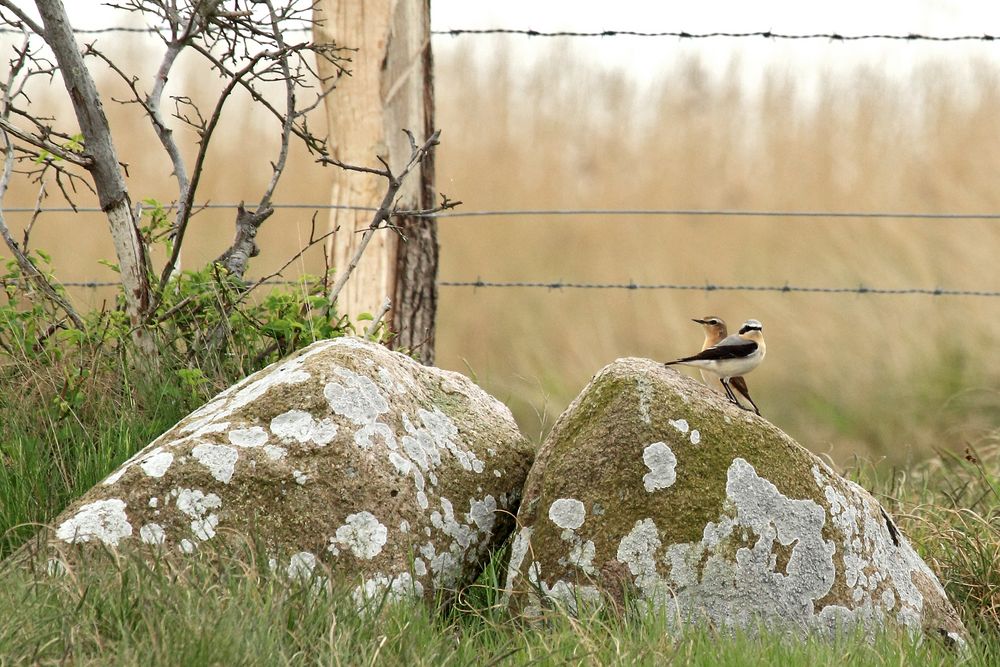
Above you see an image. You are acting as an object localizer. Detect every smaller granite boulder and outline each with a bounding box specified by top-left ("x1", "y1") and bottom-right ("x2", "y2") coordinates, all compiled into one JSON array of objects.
[
  {"x1": 503, "y1": 358, "x2": 966, "y2": 644},
  {"x1": 36, "y1": 338, "x2": 534, "y2": 603}
]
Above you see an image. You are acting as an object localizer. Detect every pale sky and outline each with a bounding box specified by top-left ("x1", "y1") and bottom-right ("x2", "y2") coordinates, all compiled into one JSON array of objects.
[
  {"x1": 429, "y1": 1, "x2": 1000, "y2": 95},
  {"x1": 36, "y1": 1, "x2": 1000, "y2": 103}
]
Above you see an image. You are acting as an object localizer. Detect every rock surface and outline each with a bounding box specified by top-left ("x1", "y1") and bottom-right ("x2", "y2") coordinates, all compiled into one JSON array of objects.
[
  {"x1": 38, "y1": 338, "x2": 534, "y2": 603},
  {"x1": 503, "y1": 357, "x2": 966, "y2": 643}
]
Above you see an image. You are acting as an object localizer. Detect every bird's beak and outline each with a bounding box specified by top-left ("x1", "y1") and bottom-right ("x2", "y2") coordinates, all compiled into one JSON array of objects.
[{"x1": 692, "y1": 318, "x2": 707, "y2": 325}]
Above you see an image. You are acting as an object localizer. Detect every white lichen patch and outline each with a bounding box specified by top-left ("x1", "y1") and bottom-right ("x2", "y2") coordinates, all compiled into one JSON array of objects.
[
  {"x1": 568, "y1": 539, "x2": 597, "y2": 574},
  {"x1": 640, "y1": 459, "x2": 836, "y2": 628},
  {"x1": 377, "y1": 366, "x2": 409, "y2": 395},
  {"x1": 175, "y1": 488, "x2": 222, "y2": 543},
  {"x1": 389, "y1": 452, "x2": 412, "y2": 476},
  {"x1": 466, "y1": 495, "x2": 497, "y2": 533},
  {"x1": 228, "y1": 426, "x2": 269, "y2": 448},
  {"x1": 191, "y1": 514, "x2": 220, "y2": 541},
  {"x1": 310, "y1": 420, "x2": 338, "y2": 445},
  {"x1": 616, "y1": 518, "x2": 664, "y2": 600},
  {"x1": 270, "y1": 410, "x2": 339, "y2": 446},
  {"x1": 810, "y1": 463, "x2": 951, "y2": 634},
  {"x1": 324, "y1": 367, "x2": 390, "y2": 425},
  {"x1": 227, "y1": 356, "x2": 312, "y2": 414},
  {"x1": 287, "y1": 551, "x2": 317, "y2": 580},
  {"x1": 55, "y1": 499, "x2": 132, "y2": 547},
  {"x1": 642, "y1": 442, "x2": 678, "y2": 492},
  {"x1": 102, "y1": 444, "x2": 160, "y2": 486},
  {"x1": 354, "y1": 422, "x2": 397, "y2": 450},
  {"x1": 548, "y1": 498, "x2": 586, "y2": 531},
  {"x1": 293, "y1": 469, "x2": 308, "y2": 485},
  {"x1": 191, "y1": 443, "x2": 239, "y2": 483},
  {"x1": 637, "y1": 377, "x2": 653, "y2": 425},
  {"x1": 526, "y1": 560, "x2": 602, "y2": 615},
  {"x1": 422, "y1": 408, "x2": 485, "y2": 473},
  {"x1": 430, "y1": 497, "x2": 478, "y2": 551},
  {"x1": 690, "y1": 430, "x2": 701, "y2": 445},
  {"x1": 331, "y1": 511, "x2": 388, "y2": 560},
  {"x1": 668, "y1": 418, "x2": 689, "y2": 434},
  {"x1": 179, "y1": 539, "x2": 195, "y2": 554},
  {"x1": 352, "y1": 573, "x2": 423, "y2": 608},
  {"x1": 139, "y1": 448, "x2": 174, "y2": 478},
  {"x1": 139, "y1": 523, "x2": 166, "y2": 546},
  {"x1": 175, "y1": 488, "x2": 222, "y2": 518},
  {"x1": 270, "y1": 410, "x2": 315, "y2": 441},
  {"x1": 187, "y1": 421, "x2": 231, "y2": 438},
  {"x1": 428, "y1": 544, "x2": 463, "y2": 589}
]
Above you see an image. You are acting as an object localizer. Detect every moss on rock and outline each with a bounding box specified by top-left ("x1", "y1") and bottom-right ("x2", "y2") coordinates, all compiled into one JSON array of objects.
[{"x1": 504, "y1": 357, "x2": 966, "y2": 644}]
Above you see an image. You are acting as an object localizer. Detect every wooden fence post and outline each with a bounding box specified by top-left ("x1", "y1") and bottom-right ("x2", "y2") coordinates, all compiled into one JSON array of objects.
[{"x1": 313, "y1": 0, "x2": 438, "y2": 364}]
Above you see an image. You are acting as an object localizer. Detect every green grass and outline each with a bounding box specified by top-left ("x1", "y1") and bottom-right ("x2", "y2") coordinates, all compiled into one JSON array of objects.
[
  {"x1": 0, "y1": 544, "x2": 991, "y2": 666},
  {"x1": 869, "y1": 443, "x2": 1000, "y2": 638},
  {"x1": 0, "y1": 379, "x2": 196, "y2": 560},
  {"x1": 0, "y1": 354, "x2": 997, "y2": 664}
]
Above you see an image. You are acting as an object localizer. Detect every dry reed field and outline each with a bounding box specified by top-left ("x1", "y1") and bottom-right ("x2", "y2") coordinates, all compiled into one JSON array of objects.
[{"x1": 4, "y1": 37, "x2": 1000, "y2": 464}]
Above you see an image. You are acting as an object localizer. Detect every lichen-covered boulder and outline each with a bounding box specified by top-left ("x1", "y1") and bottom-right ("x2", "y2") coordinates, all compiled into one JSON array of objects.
[
  {"x1": 38, "y1": 338, "x2": 533, "y2": 602},
  {"x1": 503, "y1": 358, "x2": 966, "y2": 643}
]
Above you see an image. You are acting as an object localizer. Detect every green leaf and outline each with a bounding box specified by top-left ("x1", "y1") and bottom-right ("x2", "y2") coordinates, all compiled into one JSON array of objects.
[{"x1": 98, "y1": 259, "x2": 121, "y2": 273}]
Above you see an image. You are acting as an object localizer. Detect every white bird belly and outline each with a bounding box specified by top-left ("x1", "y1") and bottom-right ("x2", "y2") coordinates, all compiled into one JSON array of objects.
[{"x1": 681, "y1": 348, "x2": 763, "y2": 378}]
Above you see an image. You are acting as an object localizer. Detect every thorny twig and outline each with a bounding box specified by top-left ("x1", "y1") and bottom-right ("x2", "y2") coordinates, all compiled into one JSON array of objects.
[
  {"x1": 240, "y1": 212, "x2": 337, "y2": 299},
  {"x1": 139, "y1": 0, "x2": 348, "y2": 311},
  {"x1": 22, "y1": 176, "x2": 45, "y2": 251},
  {"x1": 1, "y1": 131, "x2": 84, "y2": 330},
  {"x1": 365, "y1": 297, "x2": 392, "y2": 339},
  {"x1": 0, "y1": 29, "x2": 84, "y2": 330},
  {"x1": 321, "y1": 129, "x2": 461, "y2": 315},
  {"x1": 1, "y1": 0, "x2": 350, "y2": 333}
]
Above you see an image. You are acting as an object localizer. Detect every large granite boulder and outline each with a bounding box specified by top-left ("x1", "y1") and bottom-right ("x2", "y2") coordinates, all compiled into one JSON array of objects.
[
  {"x1": 503, "y1": 358, "x2": 966, "y2": 643},
  {"x1": 36, "y1": 338, "x2": 533, "y2": 603}
]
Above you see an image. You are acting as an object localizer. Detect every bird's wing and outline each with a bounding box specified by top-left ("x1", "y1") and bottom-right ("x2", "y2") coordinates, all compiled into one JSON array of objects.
[{"x1": 672, "y1": 336, "x2": 758, "y2": 362}]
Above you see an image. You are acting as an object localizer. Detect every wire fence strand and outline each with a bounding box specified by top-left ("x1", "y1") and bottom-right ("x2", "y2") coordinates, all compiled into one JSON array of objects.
[
  {"x1": 46, "y1": 279, "x2": 1000, "y2": 298},
  {"x1": 432, "y1": 28, "x2": 1000, "y2": 42},
  {"x1": 3, "y1": 23, "x2": 998, "y2": 301},
  {"x1": 3, "y1": 25, "x2": 1000, "y2": 42},
  {"x1": 437, "y1": 280, "x2": 1000, "y2": 297},
  {"x1": 6, "y1": 204, "x2": 1000, "y2": 221}
]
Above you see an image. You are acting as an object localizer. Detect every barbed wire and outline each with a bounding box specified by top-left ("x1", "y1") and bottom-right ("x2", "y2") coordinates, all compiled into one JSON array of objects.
[
  {"x1": 49, "y1": 279, "x2": 1000, "y2": 298},
  {"x1": 5, "y1": 204, "x2": 1000, "y2": 221},
  {"x1": 2, "y1": 25, "x2": 999, "y2": 42},
  {"x1": 438, "y1": 280, "x2": 1000, "y2": 297},
  {"x1": 432, "y1": 28, "x2": 1000, "y2": 42}
]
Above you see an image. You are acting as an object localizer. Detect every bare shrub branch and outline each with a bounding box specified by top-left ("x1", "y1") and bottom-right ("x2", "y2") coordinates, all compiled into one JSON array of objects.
[{"x1": 321, "y1": 129, "x2": 461, "y2": 314}]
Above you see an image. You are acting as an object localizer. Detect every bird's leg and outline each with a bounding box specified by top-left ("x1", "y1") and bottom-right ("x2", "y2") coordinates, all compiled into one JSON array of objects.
[
  {"x1": 720, "y1": 378, "x2": 739, "y2": 405},
  {"x1": 730, "y1": 376, "x2": 762, "y2": 416}
]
